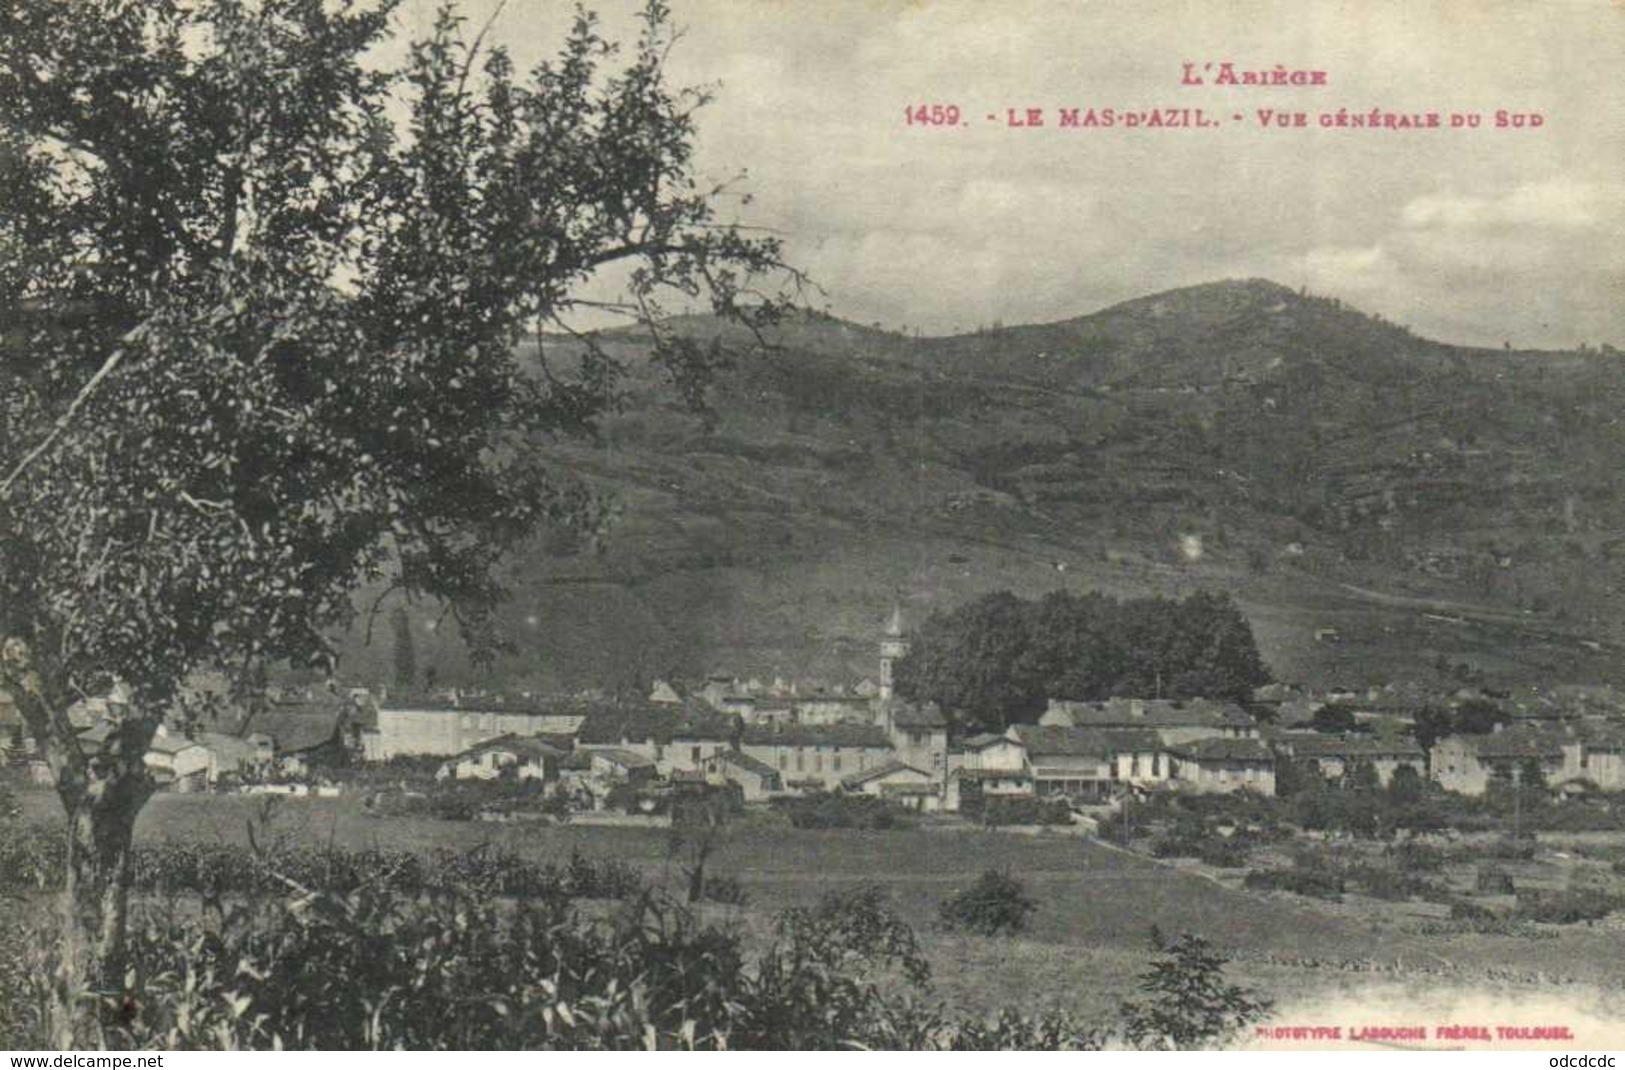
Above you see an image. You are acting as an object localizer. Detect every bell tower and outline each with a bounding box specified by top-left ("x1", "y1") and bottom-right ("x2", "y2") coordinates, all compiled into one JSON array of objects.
[{"x1": 878, "y1": 603, "x2": 909, "y2": 700}]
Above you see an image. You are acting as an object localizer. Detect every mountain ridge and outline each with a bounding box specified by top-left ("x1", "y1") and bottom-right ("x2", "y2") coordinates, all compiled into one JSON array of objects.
[{"x1": 338, "y1": 278, "x2": 1625, "y2": 698}]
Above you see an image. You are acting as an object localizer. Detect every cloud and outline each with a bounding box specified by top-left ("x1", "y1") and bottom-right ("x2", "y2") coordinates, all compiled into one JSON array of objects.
[{"x1": 1402, "y1": 179, "x2": 1621, "y2": 230}]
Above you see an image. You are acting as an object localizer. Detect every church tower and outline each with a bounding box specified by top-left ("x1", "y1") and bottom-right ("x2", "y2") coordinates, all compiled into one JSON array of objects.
[{"x1": 878, "y1": 603, "x2": 909, "y2": 700}]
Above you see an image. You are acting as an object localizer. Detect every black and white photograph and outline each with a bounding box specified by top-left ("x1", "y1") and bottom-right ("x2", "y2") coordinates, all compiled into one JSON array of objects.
[{"x1": 1, "y1": 0, "x2": 1623, "y2": 1053}]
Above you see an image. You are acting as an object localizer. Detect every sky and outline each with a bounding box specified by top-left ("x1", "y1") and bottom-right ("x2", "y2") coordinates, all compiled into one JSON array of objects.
[{"x1": 392, "y1": 0, "x2": 1625, "y2": 350}]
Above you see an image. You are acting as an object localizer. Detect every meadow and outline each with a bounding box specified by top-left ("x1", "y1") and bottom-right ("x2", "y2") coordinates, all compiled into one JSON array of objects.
[{"x1": 16, "y1": 788, "x2": 1624, "y2": 1029}]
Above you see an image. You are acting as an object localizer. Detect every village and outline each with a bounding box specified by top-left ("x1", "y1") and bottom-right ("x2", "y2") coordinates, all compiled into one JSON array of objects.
[{"x1": 9, "y1": 605, "x2": 1625, "y2": 825}]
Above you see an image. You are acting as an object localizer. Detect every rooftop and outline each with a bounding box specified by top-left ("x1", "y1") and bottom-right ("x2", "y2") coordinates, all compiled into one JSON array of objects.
[
  {"x1": 741, "y1": 722, "x2": 891, "y2": 749},
  {"x1": 1012, "y1": 724, "x2": 1161, "y2": 759},
  {"x1": 1045, "y1": 697, "x2": 1254, "y2": 730},
  {"x1": 1167, "y1": 737, "x2": 1275, "y2": 763}
]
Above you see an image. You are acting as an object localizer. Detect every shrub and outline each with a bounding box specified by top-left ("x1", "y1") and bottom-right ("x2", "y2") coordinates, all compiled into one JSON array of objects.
[
  {"x1": 1390, "y1": 841, "x2": 1447, "y2": 872},
  {"x1": 1119, "y1": 933, "x2": 1273, "y2": 1050},
  {"x1": 1243, "y1": 865, "x2": 1344, "y2": 900},
  {"x1": 1515, "y1": 888, "x2": 1621, "y2": 925},
  {"x1": 701, "y1": 874, "x2": 749, "y2": 907},
  {"x1": 776, "y1": 792, "x2": 915, "y2": 830},
  {"x1": 949, "y1": 1008, "x2": 1106, "y2": 1051},
  {"x1": 938, "y1": 869, "x2": 1038, "y2": 936},
  {"x1": 1346, "y1": 863, "x2": 1439, "y2": 901},
  {"x1": 1476, "y1": 865, "x2": 1515, "y2": 895},
  {"x1": 981, "y1": 796, "x2": 1072, "y2": 827}
]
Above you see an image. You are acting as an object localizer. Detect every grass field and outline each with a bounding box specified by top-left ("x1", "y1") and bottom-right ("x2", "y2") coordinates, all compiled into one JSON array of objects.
[{"x1": 15, "y1": 788, "x2": 1625, "y2": 1031}]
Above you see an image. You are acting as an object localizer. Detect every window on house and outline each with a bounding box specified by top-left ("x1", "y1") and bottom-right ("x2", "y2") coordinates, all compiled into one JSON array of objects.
[
  {"x1": 833, "y1": 754, "x2": 842, "y2": 772},
  {"x1": 691, "y1": 746, "x2": 701, "y2": 763},
  {"x1": 655, "y1": 744, "x2": 665, "y2": 761},
  {"x1": 814, "y1": 752, "x2": 823, "y2": 772},
  {"x1": 778, "y1": 752, "x2": 788, "y2": 771},
  {"x1": 795, "y1": 750, "x2": 804, "y2": 772}
]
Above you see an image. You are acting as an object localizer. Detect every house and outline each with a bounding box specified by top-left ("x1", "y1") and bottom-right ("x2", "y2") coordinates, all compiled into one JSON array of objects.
[
  {"x1": 955, "y1": 730, "x2": 1028, "y2": 774},
  {"x1": 1561, "y1": 723, "x2": 1625, "y2": 791},
  {"x1": 884, "y1": 699, "x2": 948, "y2": 777},
  {"x1": 648, "y1": 679, "x2": 685, "y2": 705},
  {"x1": 587, "y1": 748, "x2": 657, "y2": 785},
  {"x1": 739, "y1": 722, "x2": 893, "y2": 791},
  {"x1": 197, "y1": 731, "x2": 263, "y2": 784},
  {"x1": 1039, "y1": 698, "x2": 1256, "y2": 745},
  {"x1": 220, "y1": 698, "x2": 352, "y2": 775},
  {"x1": 666, "y1": 709, "x2": 741, "y2": 775},
  {"x1": 575, "y1": 704, "x2": 737, "y2": 776},
  {"x1": 372, "y1": 695, "x2": 588, "y2": 758},
  {"x1": 437, "y1": 734, "x2": 566, "y2": 782},
  {"x1": 700, "y1": 750, "x2": 783, "y2": 802},
  {"x1": 1166, "y1": 737, "x2": 1276, "y2": 794},
  {"x1": 944, "y1": 731, "x2": 1033, "y2": 811},
  {"x1": 77, "y1": 721, "x2": 211, "y2": 791},
  {"x1": 1011, "y1": 725, "x2": 1164, "y2": 799},
  {"x1": 1280, "y1": 735, "x2": 1426, "y2": 786},
  {"x1": 840, "y1": 758, "x2": 937, "y2": 809},
  {"x1": 1431, "y1": 725, "x2": 1570, "y2": 796},
  {"x1": 791, "y1": 695, "x2": 877, "y2": 726}
]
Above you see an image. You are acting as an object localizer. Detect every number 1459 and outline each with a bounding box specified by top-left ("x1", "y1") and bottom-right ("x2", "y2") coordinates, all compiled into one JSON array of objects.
[{"x1": 904, "y1": 104, "x2": 961, "y2": 126}]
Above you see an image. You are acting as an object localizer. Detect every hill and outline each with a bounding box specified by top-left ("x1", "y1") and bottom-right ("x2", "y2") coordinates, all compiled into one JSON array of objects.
[{"x1": 335, "y1": 278, "x2": 1625, "y2": 697}]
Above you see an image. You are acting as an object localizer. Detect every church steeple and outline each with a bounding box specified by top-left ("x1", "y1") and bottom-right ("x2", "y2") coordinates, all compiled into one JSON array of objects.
[{"x1": 878, "y1": 602, "x2": 909, "y2": 700}]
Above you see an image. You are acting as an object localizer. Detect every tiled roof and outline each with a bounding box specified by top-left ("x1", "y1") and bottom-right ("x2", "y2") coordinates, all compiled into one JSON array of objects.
[
  {"x1": 1452, "y1": 726, "x2": 1570, "y2": 760},
  {"x1": 741, "y1": 722, "x2": 891, "y2": 749},
  {"x1": 1285, "y1": 735, "x2": 1425, "y2": 759},
  {"x1": 715, "y1": 750, "x2": 780, "y2": 778},
  {"x1": 1167, "y1": 737, "x2": 1274, "y2": 763},
  {"x1": 587, "y1": 748, "x2": 655, "y2": 769},
  {"x1": 576, "y1": 704, "x2": 735, "y2": 745},
  {"x1": 233, "y1": 700, "x2": 347, "y2": 754},
  {"x1": 452, "y1": 734, "x2": 568, "y2": 762},
  {"x1": 888, "y1": 700, "x2": 947, "y2": 729},
  {"x1": 952, "y1": 766, "x2": 1033, "y2": 782},
  {"x1": 1012, "y1": 725, "x2": 1160, "y2": 759},
  {"x1": 841, "y1": 759, "x2": 931, "y2": 790},
  {"x1": 1046, "y1": 697, "x2": 1255, "y2": 730}
]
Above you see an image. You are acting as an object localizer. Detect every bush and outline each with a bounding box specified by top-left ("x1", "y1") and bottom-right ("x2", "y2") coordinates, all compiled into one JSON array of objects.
[
  {"x1": 1119, "y1": 932, "x2": 1273, "y2": 1050},
  {"x1": 1346, "y1": 863, "x2": 1440, "y2": 901},
  {"x1": 939, "y1": 869, "x2": 1038, "y2": 936},
  {"x1": 775, "y1": 792, "x2": 915, "y2": 830},
  {"x1": 1515, "y1": 888, "x2": 1621, "y2": 925},
  {"x1": 1390, "y1": 841, "x2": 1447, "y2": 872},
  {"x1": 1476, "y1": 865, "x2": 1516, "y2": 895},
  {"x1": 1243, "y1": 854, "x2": 1345, "y2": 900},
  {"x1": 981, "y1": 796, "x2": 1073, "y2": 827},
  {"x1": 701, "y1": 874, "x2": 749, "y2": 907}
]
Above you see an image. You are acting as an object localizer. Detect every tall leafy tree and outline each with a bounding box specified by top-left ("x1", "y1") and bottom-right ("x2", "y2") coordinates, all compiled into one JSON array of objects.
[
  {"x1": 895, "y1": 590, "x2": 1271, "y2": 731},
  {"x1": 0, "y1": 0, "x2": 795, "y2": 1023},
  {"x1": 390, "y1": 606, "x2": 417, "y2": 691}
]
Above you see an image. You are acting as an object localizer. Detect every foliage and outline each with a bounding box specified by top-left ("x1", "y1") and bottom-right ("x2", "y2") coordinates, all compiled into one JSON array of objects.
[
  {"x1": 668, "y1": 784, "x2": 731, "y2": 903},
  {"x1": 0, "y1": 824, "x2": 644, "y2": 903},
  {"x1": 894, "y1": 589, "x2": 1271, "y2": 732},
  {"x1": 0, "y1": 0, "x2": 797, "y2": 1007},
  {"x1": 774, "y1": 792, "x2": 916, "y2": 830},
  {"x1": 938, "y1": 869, "x2": 1038, "y2": 936},
  {"x1": 1243, "y1": 852, "x2": 1346, "y2": 900},
  {"x1": 1514, "y1": 887, "x2": 1621, "y2": 925},
  {"x1": 1309, "y1": 704, "x2": 1359, "y2": 735},
  {"x1": 948, "y1": 1009, "x2": 1106, "y2": 1051},
  {"x1": 1118, "y1": 932, "x2": 1272, "y2": 1050},
  {"x1": 390, "y1": 608, "x2": 417, "y2": 691},
  {"x1": 980, "y1": 795, "x2": 1073, "y2": 827}
]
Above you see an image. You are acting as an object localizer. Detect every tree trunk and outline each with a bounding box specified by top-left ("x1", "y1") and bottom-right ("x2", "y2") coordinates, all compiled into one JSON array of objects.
[
  {"x1": 64, "y1": 784, "x2": 144, "y2": 987},
  {"x1": 2, "y1": 638, "x2": 155, "y2": 1045}
]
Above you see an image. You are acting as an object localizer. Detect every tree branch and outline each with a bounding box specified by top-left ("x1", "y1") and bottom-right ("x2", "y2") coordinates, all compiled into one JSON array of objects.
[{"x1": 0, "y1": 330, "x2": 139, "y2": 498}]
